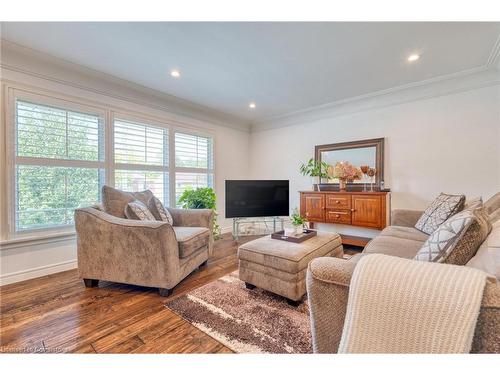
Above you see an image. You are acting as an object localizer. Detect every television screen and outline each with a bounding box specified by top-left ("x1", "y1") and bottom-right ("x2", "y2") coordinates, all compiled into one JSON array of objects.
[{"x1": 225, "y1": 180, "x2": 289, "y2": 218}]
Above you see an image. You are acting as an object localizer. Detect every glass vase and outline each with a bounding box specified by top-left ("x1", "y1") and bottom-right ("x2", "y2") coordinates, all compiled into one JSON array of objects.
[{"x1": 339, "y1": 179, "x2": 347, "y2": 191}]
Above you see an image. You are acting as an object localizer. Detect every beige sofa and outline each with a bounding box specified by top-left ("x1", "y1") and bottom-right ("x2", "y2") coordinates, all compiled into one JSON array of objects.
[
  {"x1": 75, "y1": 188, "x2": 214, "y2": 297},
  {"x1": 307, "y1": 193, "x2": 500, "y2": 353}
]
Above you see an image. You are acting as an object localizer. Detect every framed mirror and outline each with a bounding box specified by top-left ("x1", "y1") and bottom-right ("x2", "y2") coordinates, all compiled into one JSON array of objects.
[{"x1": 315, "y1": 138, "x2": 385, "y2": 191}]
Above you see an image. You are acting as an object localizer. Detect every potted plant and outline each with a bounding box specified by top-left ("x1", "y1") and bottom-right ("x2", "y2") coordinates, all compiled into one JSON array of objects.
[
  {"x1": 290, "y1": 208, "x2": 308, "y2": 235},
  {"x1": 299, "y1": 158, "x2": 330, "y2": 191},
  {"x1": 178, "y1": 187, "x2": 221, "y2": 239}
]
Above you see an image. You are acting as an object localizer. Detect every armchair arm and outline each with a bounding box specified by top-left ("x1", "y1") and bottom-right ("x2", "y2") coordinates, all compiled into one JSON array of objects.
[
  {"x1": 306, "y1": 254, "x2": 365, "y2": 353},
  {"x1": 167, "y1": 208, "x2": 214, "y2": 229},
  {"x1": 167, "y1": 208, "x2": 215, "y2": 255},
  {"x1": 391, "y1": 209, "x2": 423, "y2": 227},
  {"x1": 75, "y1": 207, "x2": 180, "y2": 289}
]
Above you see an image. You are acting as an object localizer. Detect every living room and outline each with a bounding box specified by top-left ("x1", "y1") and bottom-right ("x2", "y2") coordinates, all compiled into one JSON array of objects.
[{"x1": 1, "y1": 1, "x2": 499, "y2": 372}]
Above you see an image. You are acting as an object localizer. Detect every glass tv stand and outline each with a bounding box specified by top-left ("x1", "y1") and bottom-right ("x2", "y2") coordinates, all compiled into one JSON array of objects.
[{"x1": 232, "y1": 217, "x2": 285, "y2": 240}]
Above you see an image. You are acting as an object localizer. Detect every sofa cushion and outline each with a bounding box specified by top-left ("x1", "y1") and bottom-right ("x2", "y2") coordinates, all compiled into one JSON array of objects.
[
  {"x1": 466, "y1": 218, "x2": 500, "y2": 279},
  {"x1": 363, "y1": 236, "x2": 423, "y2": 259},
  {"x1": 102, "y1": 185, "x2": 154, "y2": 218},
  {"x1": 148, "y1": 196, "x2": 174, "y2": 224},
  {"x1": 125, "y1": 200, "x2": 156, "y2": 221},
  {"x1": 484, "y1": 192, "x2": 500, "y2": 214},
  {"x1": 414, "y1": 193, "x2": 465, "y2": 235},
  {"x1": 415, "y1": 204, "x2": 490, "y2": 265},
  {"x1": 380, "y1": 226, "x2": 429, "y2": 242},
  {"x1": 174, "y1": 226, "x2": 210, "y2": 259}
]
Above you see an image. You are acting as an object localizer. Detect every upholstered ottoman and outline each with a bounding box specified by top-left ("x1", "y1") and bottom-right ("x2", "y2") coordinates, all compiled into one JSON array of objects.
[{"x1": 238, "y1": 231, "x2": 343, "y2": 304}]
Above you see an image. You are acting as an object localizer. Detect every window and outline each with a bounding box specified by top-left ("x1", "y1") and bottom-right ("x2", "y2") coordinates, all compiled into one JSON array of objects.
[
  {"x1": 8, "y1": 92, "x2": 215, "y2": 236},
  {"x1": 174, "y1": 132, "x2": 214, "y2": 204},
  {"x1": 113, "y1": 118, "x2": 169, "y2": 203},
  {"x1": 14, "y1": 100, "x2": 105, "y2": 231}
]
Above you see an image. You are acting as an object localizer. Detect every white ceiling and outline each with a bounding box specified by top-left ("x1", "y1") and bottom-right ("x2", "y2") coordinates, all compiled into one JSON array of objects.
[{"x1": 1, "y1": 22, "x2": 499, "y2": 124}]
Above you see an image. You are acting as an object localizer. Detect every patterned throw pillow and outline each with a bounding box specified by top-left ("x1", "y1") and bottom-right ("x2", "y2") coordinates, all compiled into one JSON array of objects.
[
  {"x1": 414, "y1": 193, "x2": 465, "y2": 235},
  {"x1": 148, "y1": 196, "x2": 174, "y2": 225},
  {"x1": 125, "y1": 200, "x2": 156, "y2": 221},
  {"x1": 415, "y1": 203, "x2": 491, "y2": 265}
]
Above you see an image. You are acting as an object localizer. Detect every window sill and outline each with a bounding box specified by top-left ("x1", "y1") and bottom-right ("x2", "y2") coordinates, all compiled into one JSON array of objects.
[{"x1": 0, "y1": 231, "x2": 76, "y2": 251}]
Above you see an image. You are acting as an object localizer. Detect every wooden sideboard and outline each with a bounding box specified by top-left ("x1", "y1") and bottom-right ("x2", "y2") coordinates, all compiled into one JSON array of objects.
[{"x1": 299, "y1": 191, "x2": 391, "y2": 231}]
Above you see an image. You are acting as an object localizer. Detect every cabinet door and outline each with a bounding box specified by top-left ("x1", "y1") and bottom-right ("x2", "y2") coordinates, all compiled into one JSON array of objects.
[
  {"x1": 351, "y1": 195, "x2": 382, "y2": 229},
  {"x1": 301, "y1": 194, "x2": 325, "y2": 222}
]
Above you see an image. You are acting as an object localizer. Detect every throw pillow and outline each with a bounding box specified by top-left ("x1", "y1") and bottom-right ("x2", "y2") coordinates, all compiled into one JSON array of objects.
[
  {"x1": 415, "y1": 203, "x2": 491, "y2": 265},
  {"x1": 125, "y1": 200, "x2": 156, "y2": 221},
  {"x1": 148, "y1": 196, "x2": 174, "y2": 225},
  {"x1": 466, "y1": 220, "x2": 500, "y2": 279},
  {"x1": 102, "y1": 185, "x2": 154, "y2": 218},
  {"x1": 414, "y1": 193, "x2": 465, "y2": 235}
]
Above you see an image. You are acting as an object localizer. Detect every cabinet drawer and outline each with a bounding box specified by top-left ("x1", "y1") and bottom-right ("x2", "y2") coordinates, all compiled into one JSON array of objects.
[
  {"x1": 326, "y1": 210, "x2": 352, "y2": 224},
  {"x1": 326, "y1": 195, "x2": 351, "y2": 209}
]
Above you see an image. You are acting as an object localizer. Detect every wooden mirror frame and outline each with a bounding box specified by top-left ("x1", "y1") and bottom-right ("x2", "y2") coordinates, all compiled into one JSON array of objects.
[{"x1": 315, "y1": 137, "x2": 385, "y2": 191}]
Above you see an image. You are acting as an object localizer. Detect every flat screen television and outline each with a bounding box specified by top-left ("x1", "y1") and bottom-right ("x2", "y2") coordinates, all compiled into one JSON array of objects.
[{"x1": 225, "y1": 180, "x2": 289, "y2": 218}]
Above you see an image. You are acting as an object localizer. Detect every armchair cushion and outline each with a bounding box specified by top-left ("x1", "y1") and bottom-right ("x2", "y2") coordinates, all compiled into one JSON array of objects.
[
  {"x1": 102, "y1": 185, "x2": 154, "y2": 218},
  {"x1": 148, "y1": 196, "x2": 174, "y2": 224},
  {"x1": 173, "y1": 226, "x2": 210, "y2": 258},
  {"x1": 125, "y1": 200, "x2": 156, "y2": 221}
]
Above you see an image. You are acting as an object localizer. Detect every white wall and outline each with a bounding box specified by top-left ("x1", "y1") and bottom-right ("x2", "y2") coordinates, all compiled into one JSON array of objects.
[
  {"x1": 249, "y1": 84, "x2": 500, "y2": 236},
  {"x1": 0, "y1": 43, "x2": 250, "y2": 284}
]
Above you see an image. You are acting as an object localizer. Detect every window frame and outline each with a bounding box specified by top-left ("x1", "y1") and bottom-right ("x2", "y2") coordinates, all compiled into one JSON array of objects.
[
  {"x1": 7, "y1": 89, "x2": 108, "y2": 236},
  {"x1": 111, "y1": 112, "x2": 170, "y2": 206},
  {"x1": 3, "y1": 86, "x2": 216, "y2": 240},
  {"x1": 173, "y1": 130, "x2": 215, "y2": 206}
]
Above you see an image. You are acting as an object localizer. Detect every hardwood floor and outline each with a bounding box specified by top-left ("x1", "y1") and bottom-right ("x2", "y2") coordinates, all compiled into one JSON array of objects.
[
  {"x1": 0, "y1": 234, "x2": 260, "y2": 354},
  {"x1": 0, "y1": 234, "x2": 360, "y2": 354}
]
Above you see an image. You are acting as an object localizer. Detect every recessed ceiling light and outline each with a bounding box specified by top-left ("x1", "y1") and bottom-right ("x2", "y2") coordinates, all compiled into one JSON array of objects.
[
  {"x1": 170, "y1": 69, "x2": 181, "y2": 78},
  {"x1": 407, "y1": 54, "x2": 420, "y2": 62},
  {"x1": 249, "y1": 102, "x2": 256, "y2": 109}
]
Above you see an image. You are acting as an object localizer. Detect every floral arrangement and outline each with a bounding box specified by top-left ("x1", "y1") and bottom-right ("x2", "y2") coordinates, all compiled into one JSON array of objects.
[{"x1": 329, "y1": 161, "x2": 363, "y2": 182}]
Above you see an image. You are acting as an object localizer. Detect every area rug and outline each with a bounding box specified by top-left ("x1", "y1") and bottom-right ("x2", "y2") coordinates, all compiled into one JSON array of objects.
[{"x1": 165, "y1": 272, "x2": 312, "y2": 353}]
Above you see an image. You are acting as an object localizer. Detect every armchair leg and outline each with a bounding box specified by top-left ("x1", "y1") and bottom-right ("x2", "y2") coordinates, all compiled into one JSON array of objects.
[
  {"x1": 83, "y1": 278, "x2": 99, "y2": 288},
  {"x1": 245, "y1": 282, "x2": 256, "y2": 290},
  {"x1": 159, "y1": 288, "x2": 173, "y2": 297}
]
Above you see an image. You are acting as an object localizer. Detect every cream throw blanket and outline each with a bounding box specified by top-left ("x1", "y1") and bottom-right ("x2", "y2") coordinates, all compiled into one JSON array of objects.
[{"x1": 338, "y1": 254, "x2": 488, "y2": 353}]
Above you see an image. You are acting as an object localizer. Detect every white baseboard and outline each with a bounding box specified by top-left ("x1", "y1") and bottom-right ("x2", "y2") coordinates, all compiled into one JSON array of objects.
[{"x1": 0, "y1": 259, "x2": 78, "y2": 286}]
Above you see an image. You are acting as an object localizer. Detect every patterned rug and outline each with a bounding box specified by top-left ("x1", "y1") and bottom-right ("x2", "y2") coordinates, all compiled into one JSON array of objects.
[{"x1": 165, "y1": 272, "x2": 312, "y2": 353}]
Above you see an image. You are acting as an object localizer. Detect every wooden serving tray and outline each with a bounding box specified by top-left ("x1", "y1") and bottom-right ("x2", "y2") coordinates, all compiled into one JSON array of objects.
[{"x1": 271, "y1": 229, "x2": 317, "y2": 243}]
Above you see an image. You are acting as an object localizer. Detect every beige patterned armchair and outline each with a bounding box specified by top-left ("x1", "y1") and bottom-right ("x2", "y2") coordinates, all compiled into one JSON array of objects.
[{"x1": 75, "y1": 187, "x2": 214, "y2": 297}]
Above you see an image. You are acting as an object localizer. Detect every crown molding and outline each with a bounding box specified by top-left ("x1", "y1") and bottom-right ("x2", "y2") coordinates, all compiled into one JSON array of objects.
[
  {"x1": 252, "y1": 32, "x2": 500, "y2": 132},
  {"x1": 0, "y1": 39, "x2": 250, "y2": 132},
  {"x1": 251, "y1": 66, "x2": 500, "y2": 132}
]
